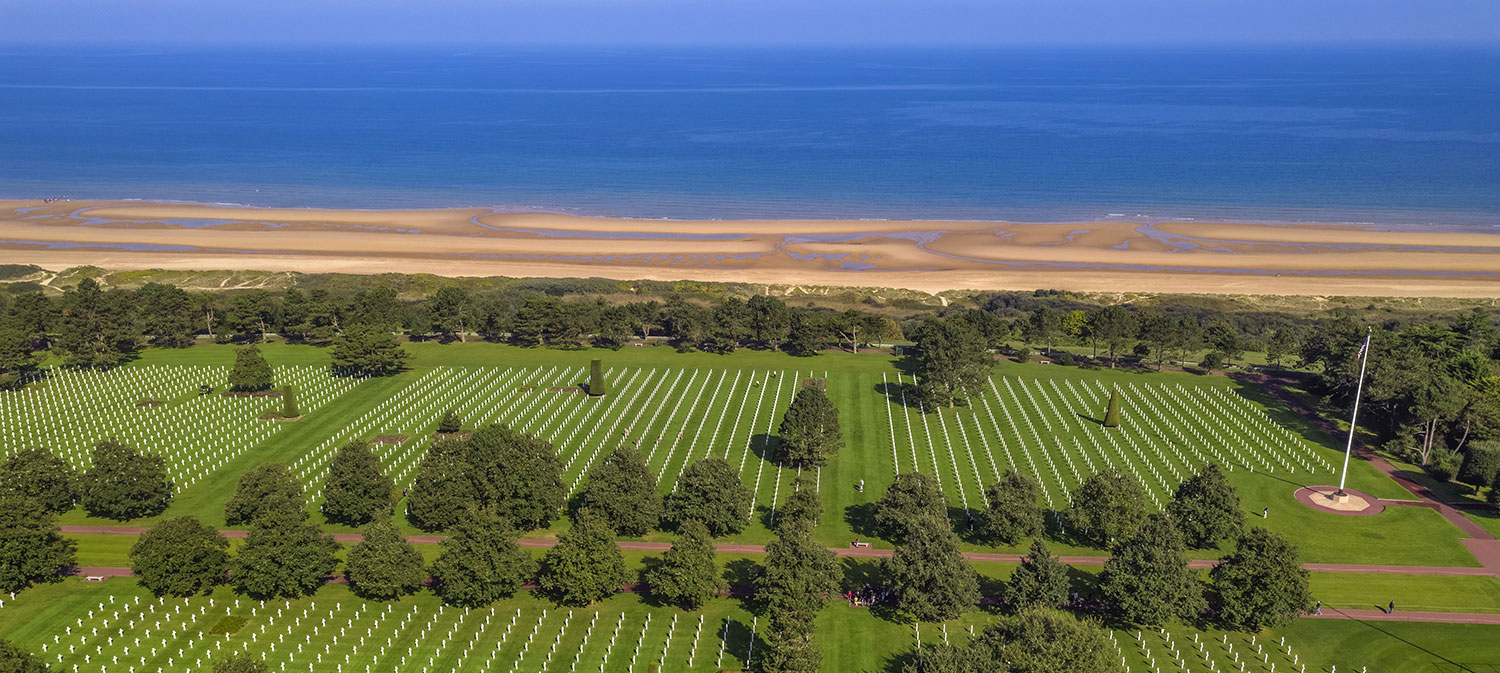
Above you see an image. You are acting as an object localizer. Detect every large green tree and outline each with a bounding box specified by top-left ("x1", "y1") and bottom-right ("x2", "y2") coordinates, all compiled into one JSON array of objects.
[
  {"x1": 0, "y1": 496, "x2": 76, "y2": 594},
  {"x1": 873, "y1": 472, "x2": 948, "y2": 543},
  {"x1": 430, "y1": 508, "x2": 535, "y2": 607},
  {"x1": 976, "y1": 469, "x2": 1042, "y2": 545},
  {"x1": 227, "y1": 345, "x2": 274, "y2": 392},
  {"x1": 230, "y1": 509, "x2": 340, "y2": 599},
  {"x1": 642, "y1": 518, "x2": 722, "y2": 609},
  {"x1": 320, "y1": 440, "x2": 393, "y2": 526},
  {"x1": 129, "y1": 516, "x2": 229, "y2": 596},
  {"x1": 776, "y1": 385, "x2": 843, "y2": 466},
  {"x1": 224, "y1": 463, "x2": 306, "y2": 525},
  {"x1": 883, "y1": 514, "x2": 981, "y2": 621},
  {"x1": 406, "y1": 437, "x2": 478, "y2": 532},
  {"x1": 909, "y1": 317, "x2": 993, "y2": 408},
  {"x1": 135, "y1": 282, "x2": 198, "y2": 348},
  {"x1": 0, "y1": 323, "x2": 40, "y2": 390},
  {"x1": 967, "y1": 608, "x2": 1114, "y2": 673},
  {"x1": 1167, "y1": 463, "x2": 1244, "y2": 549},
  {"x1": 330, "y1": 323, "x2": 409, "y2": 376},
  {"x1": 54, "y1": 278, "x2": 138, "y2": 369},
  {"x1": 77, "y1": 439, "x2": 173, "y2": 521},
  {"x1": 345, "y1": 517, "x2": 426, "y2": 600},
  {"x1": 1005, "y1": 539, "x2": 1071, "y2": 611},
  {"x1": 0, "y1": 639, "x2": 54, "y2": 673},
  {"x1": 466, "y1": 424, "x2": 566, "y2": 530},
  {"x1": 1087, "y1": 305, "x2": 1138, "y2": 366},
  {"x1": 665, "y1": 458, "x2": 751, "y2": 536},
  {"x1": 758, "y1": 612, "x2": 822, "y2": 673},
  {"x1": 757, "y1": 518, "x2": 841, "y2": 621},
  {"x1": 538, "y1": 509, "x2": 630, "y2": 606},
  {"x1": 1210, "y1": 527, "x2": 1312, "y2": 631},
  {"x1": 0, "y1": 447, "x2": 77, "y2": 513},
  {"x1": 775, "y1": 474, "x2": 822, "y2": 533},
  {"x1": 1065, "y1": 469, "x2": 1146, "y2": 548},
  {"x1": 1099, "y1": 515, "x2": 1205, "y2": 625},
  {"x1": 582, "y1": 445, "x2": 662, "y2": 537}
]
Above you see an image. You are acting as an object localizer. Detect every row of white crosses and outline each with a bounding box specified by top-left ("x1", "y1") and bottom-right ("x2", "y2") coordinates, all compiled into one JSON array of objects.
[
  {"x1": 884, "y1": 371, "x2": 1327, "y2": 527},
  {"x1": 1, "y1": 365, "x2": 360, "y2": 488},
  {"x1": 1126, "y1": 627, "x2": 1350, "y2": 673}
]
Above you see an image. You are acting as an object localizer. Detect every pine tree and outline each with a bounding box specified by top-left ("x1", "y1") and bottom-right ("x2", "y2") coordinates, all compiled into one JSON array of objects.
[
  {"x1": 1065, "y1": 469, "x2": 1147, "y2": 548},
  {"x1": 1099, "y1": 514, "x2": 1205, "y2": 625},
  {"x1": 330, "y1": 323, "x2": 409, "y2": 376},
  {"x1": 225, "y1": 463, "x2": 306, "y2": 525},
  {"x1": 0, "y1": 495, "x2": 76, "y2": 594},
  {"x1": 0, "y1": 447, "x2": 78, "y2": 513},
  {"x1": 230, "y1": 509, "x2": 340, "y2": 599},
  {"x1": 589, "y1": 359, "x2": 607, "y2": 396},
  {"x1": 883, "y1": 513, "x2": 980, "y2": 621},
  {"x1": 642, "y1": 519, "x2": 722, "y2": 609},
  {"x1": 1210, "y1": 527, "x2": 1312, "y2": 631},
  {"x1": 757, "y1": 518, "x2": 841, "y2": 621},
  {"x1": 976, "y1": 469, "x2": 1043, "y2": 545},
  {"x1": 774, "y1": 474, "x2": 821, "y2": 533},
  {"x1": 279, "y1": 384, "x2": 300, "y2": 418},
  {"x1": 776, "y1": 385, "x2": 843, "y2": 466},
  {"x1": 466, "y1": 424, "x2": 565, "y2": 530},
  {"x1": 582, "y1": 445, "x2": 663, "y2": 537},
  {"x1": 1103, "y1": 388, "x2": 1121, "y2": 428},
  {"x1": 345, "y1": 517, "x2": 426, "y2": 600},
  {"x1": 77, "y1": 438, "x2": 173, "y2": 521},
  {"x1": 664, "y1": 458, "x2": 751, "y2": 536},
  {"x1": 873, "y1": 472, "x2": 948, "y2": 543},
  {"x1": 539, "y1": 509, "x2": 630, "y2": 606},
  {"x1": 0, "y1": 324, "x2": 39, "y2": 391},
  {"x1": 320, "y1": 440, "x2": 393, "y2": 526},
  {"x1": 1005, "y1": 539, "x2": 1071, "y2": 610},
  {"x1": 431, "y1": 508, "x2": 535, "y2": 607},
  {"x1": 1167, "y1": 463, "x2": 1244, "y2": 549},
  {"x1": 129, "y1": 516, "x2": 229, "y2": 596},
  {"x1": 227, "y1": 345, "x2": 274, "y2": 392},
  {"x1": 406, "y1": 437, "x2": 477, "y2": 532},
  {"x1": 0, "y1": 639, "x2": 55, "y2": 673},
  {"x1": 437, "y1": 409, "x2": 462, "y2": 434}
]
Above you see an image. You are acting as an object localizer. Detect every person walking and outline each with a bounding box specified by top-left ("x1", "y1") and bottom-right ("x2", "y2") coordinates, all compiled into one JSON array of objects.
[
  {"x1": 1315, "y1": 600, "x2": 1322, "y2": 615},
  {"x1": 1263, "y1": 506, "x2": 1269, "y2": 519},
  {"x1": 1388, "y1": 600, "x2": 1395, "y2": 614}
]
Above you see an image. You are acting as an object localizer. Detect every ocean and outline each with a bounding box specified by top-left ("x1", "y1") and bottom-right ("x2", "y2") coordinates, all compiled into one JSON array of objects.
[{"x1": 1, "y1": 46, "x2": 1498, "y2": 228}]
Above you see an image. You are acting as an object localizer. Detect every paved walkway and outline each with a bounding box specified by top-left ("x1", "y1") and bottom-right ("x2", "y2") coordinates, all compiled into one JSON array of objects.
[{"x1": 1251, "y1": 375, "x2": 1500, "y2": 581}]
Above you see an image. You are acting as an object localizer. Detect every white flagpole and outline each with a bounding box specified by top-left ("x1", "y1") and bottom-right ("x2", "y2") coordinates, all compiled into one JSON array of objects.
[{"x1": 1337, "y1": 328, "x2": 1373, "y2": 495}]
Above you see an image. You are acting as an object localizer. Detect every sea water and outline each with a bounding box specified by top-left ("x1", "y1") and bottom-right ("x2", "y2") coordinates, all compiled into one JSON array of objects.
[{"x1": 0, "y1": 46, "x2": 1497, "y2": 229}]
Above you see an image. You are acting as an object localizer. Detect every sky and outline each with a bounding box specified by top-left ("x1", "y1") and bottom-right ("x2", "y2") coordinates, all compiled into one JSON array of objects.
[{"x1": 2, "y1": 0, "x2": 1497, "y2": 47}]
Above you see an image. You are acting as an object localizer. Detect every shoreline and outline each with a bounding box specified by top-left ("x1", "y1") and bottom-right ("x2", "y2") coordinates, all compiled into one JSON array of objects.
[{"x1": 3, "y1": 199, "x2": 1499, "y2": 298}]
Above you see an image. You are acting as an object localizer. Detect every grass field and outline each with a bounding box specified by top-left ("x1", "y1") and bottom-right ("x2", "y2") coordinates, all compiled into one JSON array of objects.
[
  {"x1": 4, "y1": 341, "x2": 1480, "y2": 566},
  {"x1": 4, "y1": 340, "x2": 1498, "y2": 672},
  {"x1": 4, "y1": 575, "x2": 1498, "y2": 673}
]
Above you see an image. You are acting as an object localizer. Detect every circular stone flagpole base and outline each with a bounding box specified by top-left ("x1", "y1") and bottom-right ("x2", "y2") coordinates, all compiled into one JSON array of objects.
[{"x1": 1294, "y1": 486, "x2": 1385, "y2": 516}]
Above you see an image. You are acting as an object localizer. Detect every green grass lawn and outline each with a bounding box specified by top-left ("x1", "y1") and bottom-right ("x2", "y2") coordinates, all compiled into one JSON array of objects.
[
  {"x1": 25, "y1": 340, "x2": 1479, "y2": 569},
  {"x1": 1309, "y1": 573, "x2": 1500, "y2": 614}
]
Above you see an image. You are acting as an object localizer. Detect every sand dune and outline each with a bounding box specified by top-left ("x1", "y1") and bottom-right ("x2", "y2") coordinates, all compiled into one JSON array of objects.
[{"x1": 1, "y1": 200, "x2": 1497, "y2": 297}]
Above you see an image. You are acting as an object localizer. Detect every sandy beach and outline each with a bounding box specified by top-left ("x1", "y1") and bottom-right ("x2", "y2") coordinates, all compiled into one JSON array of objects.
[{"x1": 2, "y1": 200, "x2": 1498, "y2": 297}]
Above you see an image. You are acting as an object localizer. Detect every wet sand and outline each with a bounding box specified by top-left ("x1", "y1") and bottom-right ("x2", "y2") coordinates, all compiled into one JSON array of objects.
[{"x1": 2, "y1": 200, "x2": 1498, "y2": 297}]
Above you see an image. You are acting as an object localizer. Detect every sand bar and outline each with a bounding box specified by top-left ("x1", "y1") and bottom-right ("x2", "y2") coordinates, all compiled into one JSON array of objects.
[{"x1": 1, "y1": 200, "x2": 1497, "y2": 297}]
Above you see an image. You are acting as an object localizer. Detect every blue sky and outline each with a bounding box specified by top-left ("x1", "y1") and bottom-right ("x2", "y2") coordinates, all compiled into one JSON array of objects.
[{"x1": 3, "y1": 0, "x2": 1497, "y2": 46}]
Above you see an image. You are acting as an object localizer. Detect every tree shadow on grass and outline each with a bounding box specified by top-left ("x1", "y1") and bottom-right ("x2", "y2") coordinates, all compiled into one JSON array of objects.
[
  {"x1": 875, "y1": 380, "x2": 923, "y2": 411},
  {"x1": 722, "y1": 557, "x2": 762, "y2": 604},
  {"x1": 844, "y1": 502, "x2": 880, "y2": 540}
]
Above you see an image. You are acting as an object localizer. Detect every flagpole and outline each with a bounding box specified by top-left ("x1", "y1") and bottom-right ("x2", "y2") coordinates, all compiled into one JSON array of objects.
[{"x1": 1336, "y1": 328, "x2": 1373, "y2": 496}]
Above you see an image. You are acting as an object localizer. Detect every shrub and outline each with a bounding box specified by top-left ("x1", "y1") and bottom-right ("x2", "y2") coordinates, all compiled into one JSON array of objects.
[
  {"x1": 1425, "y1": 450, "x2": 1461, "y2": 483},
  {"x1": 1460, "y1": 441, "x2": 1500, "y2": 488},
  {"x1": 1199, "y1": 351, "x2": 1226, "y2": 370},
  {"x1": 437, "y1": 409, "x2": 462, "y2": 434}
]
